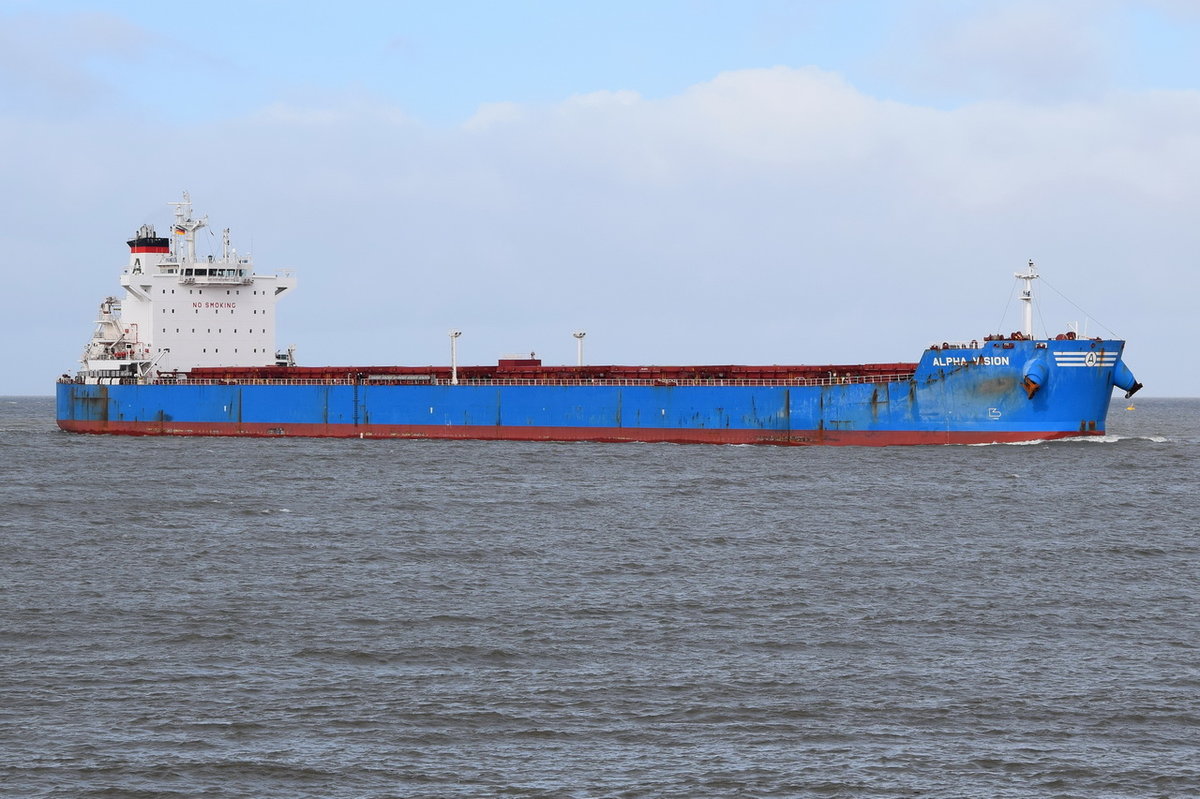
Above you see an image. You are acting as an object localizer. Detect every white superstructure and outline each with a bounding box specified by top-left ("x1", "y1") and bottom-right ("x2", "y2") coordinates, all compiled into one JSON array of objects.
[{"x1": 78, "y1": 193, "x2": 295, "y2": 383}]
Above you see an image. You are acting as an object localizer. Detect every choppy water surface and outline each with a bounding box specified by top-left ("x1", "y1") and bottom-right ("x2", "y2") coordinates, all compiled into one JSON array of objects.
[{"x1": 2, "y1": 396, "x2": 1198, "y2": 798}]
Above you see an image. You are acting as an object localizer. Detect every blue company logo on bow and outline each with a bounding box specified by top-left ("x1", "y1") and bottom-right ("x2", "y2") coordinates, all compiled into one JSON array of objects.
[{"x1": 1053, "y1": 351, "x2": 1117, "y2": 367}]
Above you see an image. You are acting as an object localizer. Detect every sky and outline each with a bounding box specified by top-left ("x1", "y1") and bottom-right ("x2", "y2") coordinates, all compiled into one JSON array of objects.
[{"x1": 3, "y1": 0, "x2": 1199, "y2": 396}]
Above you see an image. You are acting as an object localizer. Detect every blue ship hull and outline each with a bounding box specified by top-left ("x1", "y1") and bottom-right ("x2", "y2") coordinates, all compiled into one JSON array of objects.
[{"x1": 57, "y1": 339, "x2": 1138, "y2": 445}]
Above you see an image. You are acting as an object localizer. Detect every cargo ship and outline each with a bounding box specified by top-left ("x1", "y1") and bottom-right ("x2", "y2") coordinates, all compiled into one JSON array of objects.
[{"x1": 56, "y1": 195, "x2": 1142, "y2": 445}]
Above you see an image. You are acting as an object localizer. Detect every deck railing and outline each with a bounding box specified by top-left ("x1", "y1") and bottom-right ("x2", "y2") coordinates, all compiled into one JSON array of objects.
[{"x1": 102, "y1": 372, "x2": 919, "y2": 388}]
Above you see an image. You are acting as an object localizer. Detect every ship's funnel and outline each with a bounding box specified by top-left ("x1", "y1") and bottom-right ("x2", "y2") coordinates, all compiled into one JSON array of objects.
[{"x1": 1112, "y1": 361, "x2": 1142, "y2": 399}]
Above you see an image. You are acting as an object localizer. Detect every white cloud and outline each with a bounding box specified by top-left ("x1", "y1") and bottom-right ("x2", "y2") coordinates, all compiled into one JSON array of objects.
[
  {"x1": 5, "y1": 66, "x2": 1197, "y2": 395},
  {"x1": 464, "y1": 101, "x2": 526, "y2": 130},
  {"x1": 880, "y1": 1, "x2": 1116, "y2": 103},
  {"x1": 0, "y1": 12, "x2": 152, "y2": 110}
]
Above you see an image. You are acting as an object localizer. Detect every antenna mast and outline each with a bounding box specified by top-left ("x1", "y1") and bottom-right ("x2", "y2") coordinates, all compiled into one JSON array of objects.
[
  {"x1": 1015, "y1": 260, "x2": 1039, "y2": 338},
  {"x1": 168, "y1": 191, "x2": 208, "y2": 264}
]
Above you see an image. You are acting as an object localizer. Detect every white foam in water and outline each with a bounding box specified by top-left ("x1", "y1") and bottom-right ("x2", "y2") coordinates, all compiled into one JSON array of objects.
[{"x1": 969, "y1": 433, "x2": 1171, "y2": 447}]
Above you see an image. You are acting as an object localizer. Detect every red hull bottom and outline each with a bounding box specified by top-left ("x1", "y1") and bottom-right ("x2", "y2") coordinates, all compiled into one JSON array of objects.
[{"x1": 56, "y1": 420, "x2": 1099, "y2": 446}]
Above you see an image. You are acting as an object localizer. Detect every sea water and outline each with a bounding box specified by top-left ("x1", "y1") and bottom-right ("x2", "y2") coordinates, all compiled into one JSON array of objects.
[{"x1": 2, "y1": 396, "x2": 1197, "y2": 798}]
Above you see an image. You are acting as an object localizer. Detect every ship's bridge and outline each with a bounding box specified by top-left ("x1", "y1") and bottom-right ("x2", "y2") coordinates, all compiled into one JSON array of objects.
[{"x1": 76, "y1": 193, "x2": 295, "y2": 383}]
